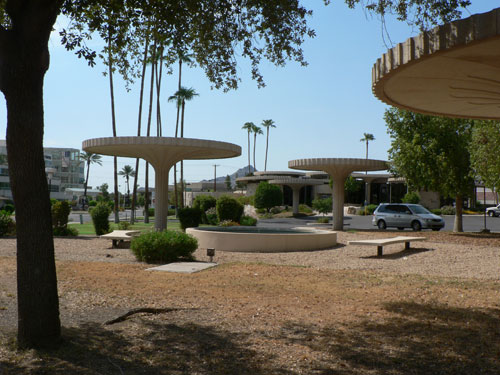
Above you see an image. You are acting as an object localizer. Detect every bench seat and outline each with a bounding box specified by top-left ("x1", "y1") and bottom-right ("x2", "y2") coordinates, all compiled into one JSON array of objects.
[
  {"x1": 101, "y1": 230, "x2": 141, "y2": 248},
  {"x1": 348, "y1": 236, "x2": 426, "y2": 256}
]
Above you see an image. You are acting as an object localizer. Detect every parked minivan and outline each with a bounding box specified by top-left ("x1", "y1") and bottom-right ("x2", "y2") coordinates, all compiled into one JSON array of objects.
[{"x1": 372, "y1": 203, "x2": 445, "y2": 231}]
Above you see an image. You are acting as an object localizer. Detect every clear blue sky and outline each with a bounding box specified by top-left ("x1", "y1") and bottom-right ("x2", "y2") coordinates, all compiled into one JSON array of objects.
[{"x1": 0, "y1": 1, "x2": 497, "y2": 194}]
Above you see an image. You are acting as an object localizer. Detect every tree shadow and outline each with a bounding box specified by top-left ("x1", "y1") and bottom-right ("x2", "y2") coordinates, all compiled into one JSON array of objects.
[
  {"x1": 360, "y1": 247, "x2": 433, "y2": 259},
  {"x1": 276, "y1": 301, "x2": 500, "y2": 374},
  {"x1": 1, "y1": 319, "x2": 282, "y2": 375}
]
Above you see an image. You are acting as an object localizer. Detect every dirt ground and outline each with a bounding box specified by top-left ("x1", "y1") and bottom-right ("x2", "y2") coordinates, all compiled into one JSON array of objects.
[{"x1": 1, "y1": 231, "x2": 499, "y2": 374}]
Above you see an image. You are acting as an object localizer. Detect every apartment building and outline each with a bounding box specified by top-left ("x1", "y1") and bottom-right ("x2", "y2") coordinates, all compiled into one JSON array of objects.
[{"x1": 0, "y1": 140, "x2": 85, "y2": 200}]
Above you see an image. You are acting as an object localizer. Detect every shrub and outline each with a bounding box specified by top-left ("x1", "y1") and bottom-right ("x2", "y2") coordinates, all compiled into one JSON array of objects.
[
  {"x1": 402, "y1": 191, "x2": 420, "y2": 204},
  {"x1": 118, "y1": 221, "x2": 130, "y2": 230},
  {"x1": 0, "y1": 211, "x2": 14, "y2": 237},
  {"x1": 205, "y1": 207, "x2": 219, "y2": 225},
  {"x1": 357, "y1": 204, "x2": 378, "y2": 215},
  {"x1": 219, "y1": 220, "x2": 240, "y2": 227},
  {"x1": 2, "y1": 203, "x2": 14, "y2": 214},
  {"x1": 270, "y1": 206, "x2": 281, "y2": 214},
  {"x1": 440, "y1": 205, "x2": 456, "y2": 215},
  {"x1": 90, "y1": 202, "x2": 112, "y2": 235},
  {"x1": 237, "y1": 195, "x2": 254, "y2": 206},
  {"x1": 431, "y1": 209, "x2": 442, "y2": 215},
  {"x1": 148, "y1": 207, "x2": 155, "y2": 217},
  {"x1": 256, "y1": 208, "x2": 266, "y2": 214},
  {"x1": 299, "y1": 204, "x2": 313, "y2": 214},
  {"x1": 88, "y1": 200, "x2": 97, "y2": 207},
  {"x1": 216, "y1": 195, "x2": 244, "y2": 222},
  {"x1": 317, "y1": 217, "x2": 329, "y2": 224},
  {"x1": 193, "y1": 195, "x2": 217, "y2": 224},
  {"x1": 53, "y1": 226, "x2": 79, "y2": 236},
  {"x1": 312, "y1": 197, "x2": 332, "y2": 215},
  {"x1": 131, "y1": 230, "x2": 198, "y2": 263},
  {"x1": 239, "y1": 215, "x2": 257, "y2": 226},
  {"x1": 178, "y1": 207, "x2": 202, "y2": 230},
  {"x1": 254, "y1": 182, "x2": 283, "y2": 213}
]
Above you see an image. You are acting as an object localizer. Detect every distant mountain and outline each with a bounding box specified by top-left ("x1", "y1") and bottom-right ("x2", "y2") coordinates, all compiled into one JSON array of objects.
[{"x1": 202, "y1": 165, "x2": 257, "y2": 187}]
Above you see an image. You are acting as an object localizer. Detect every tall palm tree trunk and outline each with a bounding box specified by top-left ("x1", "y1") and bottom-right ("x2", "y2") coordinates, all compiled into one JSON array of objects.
[
  {"x1": 264, "y1": 128, "x2": 270, "y2": 171},
  {"x1": 131, "y1": 35, "x2": 149, "y2": 224},
  {"x1": 247, "y1": 133, "x2": 251, "y2": 172},
  {"x1": 84, "y1": 159, "x2": 90, "y2": 198},
  {"x1": 144, "y1": 39, "x2": 157, "y2": 223},
  {"x1": 173, "y1": 57, "x2": 183, "y2": 214},
  {"x1": 180, "y1": 100, "x2": 186, "y2": 208},
  {"x1": 108, "y1": 34, "x2": 119, "y2": 223},
  {"x1": 253, "y1": 133, "x2": 257, "y2": 171}
]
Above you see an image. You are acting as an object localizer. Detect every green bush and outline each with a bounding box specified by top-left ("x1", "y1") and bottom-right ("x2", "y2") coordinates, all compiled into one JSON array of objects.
[
  {"x1": 0, "y1": 211, "x2": 15, "y2": 237},
  {"x1": 118, "y1": 221, "x2": 130, "y2": 230},
  {"x1": 239, "y1": 215, "x2": 257, "y2": 226},
  {"x1": 254, "y1": 182, "x2": 283, "y2": 213},
  {"x1": 178, "y1": 207, "x2": 202, "y2": 230},
  {"x1": 402, "y1": 191, "x2": 420, "y2": 204},
  {"x1": 131, "y1": 230, "x2": 198, "y2": 263},
  {"x1": 256, "y1": 208, "x2": 266, "y2": 214},
  {"x1": 51, "y1": 201, "x2": 75, "y2": 236},
  {"x1": 148, "y1": 207, "x2": 155, "y2": 217},
  {"x1": 237, "y1": 195, "x2": 254, "y2": 206},
  {"x1": 312, "y1": 197, "x2": 332, "y2": 215},
  {"x1": 216, "y1": 195, "x2": 244, "y2": 222},
  {"x1": 90, "y1": 202, "x2": 112, "y2": 235},
  {"x1": 2, "y1": 203, "x2": 14, "y2": 214},
  {"x1": 317, "y1": 217, "x2": 329, "y2": 224},
  {"x1": 431, "y1": 209, "x2": 442, "y2": 215},
  {"x1": 193, "y1": 195, "x2": 217, "y2": 224},
  {"x1": 299, "y1": 204, "x2": 313, "y2": 214},
  {"x1": 205, "y1": 207, "x2": 219, "y2": 225},
  {"x1": 88, "y1": 200, "x2": 97, "y2": 207},
  {"x1": 53, "y1": 226, "x2": 79, "y2": 236},
  {"x1": 440, "y1": 205, "x2": 456, "y2": 215}
]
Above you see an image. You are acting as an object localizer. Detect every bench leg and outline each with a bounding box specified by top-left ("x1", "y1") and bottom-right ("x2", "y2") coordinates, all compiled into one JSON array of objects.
[
  {"x1": 377, "y1": 245, "x2": 383, "y2": 257},
  {"x1": 112, "y1": 239, "x2": 118, "y2": 248},
  {"x1": 405, "y1": 241, "x2": 410, "y2": 250}
]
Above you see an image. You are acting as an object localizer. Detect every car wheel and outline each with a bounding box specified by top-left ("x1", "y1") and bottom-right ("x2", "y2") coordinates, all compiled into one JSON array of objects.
[
  {"x1": 488, "y1": 211, "x2": 494, "y2": 217},
  {"x1": 411, "y1": 220, "x2": 422, "y2": 231},
  {"x1": 377, "y1": 220, "x2": 387, "y2": 230},
  {"x1": 397, "y1": 227, "x2": 404, "y2": 230}
]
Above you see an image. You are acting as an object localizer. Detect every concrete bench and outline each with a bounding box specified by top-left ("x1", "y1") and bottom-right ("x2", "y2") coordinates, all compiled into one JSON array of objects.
[
  {"x1": 100, "y1": 230, "x2": 141, "y2": 248},
  {"x1": 348, "y1": 236, "x2": 426, "y2": 257}
]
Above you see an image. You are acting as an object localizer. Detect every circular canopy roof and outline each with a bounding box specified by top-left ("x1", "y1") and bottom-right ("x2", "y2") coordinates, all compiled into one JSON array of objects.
[
  {"x1": 372, "y1": 7, "x2": 500, "y2": 120},
  {"x1": 289, "y1": 158, "x2": 388, "y2": 176},
  {"x1": 268, "y1": 177, "x2": 326, "y2": 187},
  {"x1": 83, "y1": 137, "x2": 241, "y2": 168},
  {"x1": 254, "y1": 171, "x2": 304, "y2": 177}
]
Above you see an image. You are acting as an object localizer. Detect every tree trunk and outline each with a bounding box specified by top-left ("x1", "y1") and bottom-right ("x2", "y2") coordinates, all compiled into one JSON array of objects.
[
  {"x1": 180, "y1": 100, "x2": 186, "y2": 208},
  {"x1": 253, "y1": 133, "x2": 257, "y2": 171},
  {"x1": 130, "y1": 36, "x2": 149, "y2": 224},
  {"x1": 108, "y1": 34, "x2": 120, "y2": 223},
  {"x1": 247, "y1": 133, "x2": 251, "y2": 173},
  {"x1": 453, "y1": 194, "x2": 464, "y2": 232},
  {"x1": 84, "y1": 160, "x2": 90, "y2": 197},
  {"x1": 0, "y1": 1, "x2": 62, "y2": 348},
  {"x1": 144, "y1": 161, "x2": 149, "y2": 223},
  {"x1": 264, "y1": 128, "x2": 269, "y2": 171}
]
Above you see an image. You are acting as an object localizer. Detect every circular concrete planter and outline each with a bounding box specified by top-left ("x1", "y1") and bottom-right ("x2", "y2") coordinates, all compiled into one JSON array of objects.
[{"x1": 186, "y1": 226, "x2": 337, "y2": 253}]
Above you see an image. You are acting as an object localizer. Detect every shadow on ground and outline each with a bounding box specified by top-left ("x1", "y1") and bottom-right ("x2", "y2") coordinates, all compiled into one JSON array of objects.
[
  {"x1": 360, "y1": 247, "x2": 433, "y2": 259},
  {"x1": 275, "y1": 301, "x2": 500, "y2": 374}
]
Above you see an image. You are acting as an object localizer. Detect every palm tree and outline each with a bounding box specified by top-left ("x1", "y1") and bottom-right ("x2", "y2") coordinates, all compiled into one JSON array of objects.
[
  {"x1": 261, "y1": 119, "x2": 276, "y2": 171},
  {"x1": 360, "y1": 133, "x2": 375, "y2": 159},
  {"x1": 169, "y1": 86, "x2": 199, "y2": 207},
  {"x1": 242, "y1": 122, "x2": 254, "y2": 174},
  {"x1": 252, "y1": 124, "x2": 263, "y2": 171},
  {"x1": 118, "y1": 165, "x2": 136, "y2": 203},
  {"x1": 79, "y1": 151, "x2": 103, "y2": 199}
]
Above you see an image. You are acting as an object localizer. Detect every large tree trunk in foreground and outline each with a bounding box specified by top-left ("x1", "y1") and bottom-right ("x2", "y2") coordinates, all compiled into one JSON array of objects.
[
  {"x1": 453, "y1": 194, "x2": 464, "y2": 233},
  {"x1": 0, "y1": 0, "x2": 62, "y2": 348}
]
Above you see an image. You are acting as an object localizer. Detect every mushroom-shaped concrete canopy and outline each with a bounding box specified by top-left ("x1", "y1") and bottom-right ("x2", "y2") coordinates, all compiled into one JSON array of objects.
[
  {"x1": 372, "y1": 7, "x2": 500, "y2": 120},
  {"x1": 83, "y1": 137, "x2": 241, "y2": 230},
  {"x1": 268, "y1": 178, "x2": 326, "y2": 215},
  {"x1": 289, "y1": 158, "x2": 388, "y2": 230}
]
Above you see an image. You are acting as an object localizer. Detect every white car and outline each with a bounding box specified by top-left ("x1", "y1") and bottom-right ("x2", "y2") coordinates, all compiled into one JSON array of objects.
[{"x1": 486, "y1": 204, "x2": 500, "y2": 217}]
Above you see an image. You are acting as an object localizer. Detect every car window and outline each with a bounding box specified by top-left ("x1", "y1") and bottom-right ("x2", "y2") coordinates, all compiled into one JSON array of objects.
[
  {"x1": 385, "y1": 205, "x2": 400, "y2": 214},
  {"x1": 410, "y1": 205, "x2": 431, "y2": 214},
  {"x1": 376, "y1": 205, "x2": 387, "y2": 213},
  {"x1": 397, "y1": 205, "x2": 412, "y2": 214}
]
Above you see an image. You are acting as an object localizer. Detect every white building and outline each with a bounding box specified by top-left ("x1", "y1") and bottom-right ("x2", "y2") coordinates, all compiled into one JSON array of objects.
[{"x1": 0, "y1": 140, "x2": 85, "y2": 200}]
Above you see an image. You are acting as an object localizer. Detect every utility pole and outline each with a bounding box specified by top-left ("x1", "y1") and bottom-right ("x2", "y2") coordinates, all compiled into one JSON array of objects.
[{"x1": 213, "y1": 164, "x2": 220, "y2": 192}]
